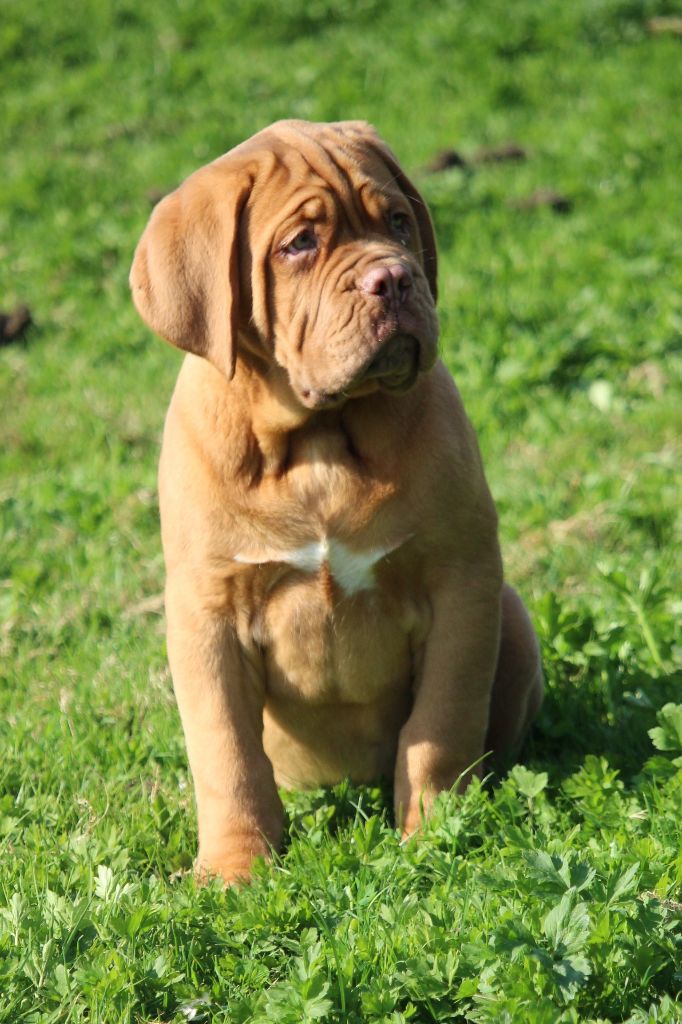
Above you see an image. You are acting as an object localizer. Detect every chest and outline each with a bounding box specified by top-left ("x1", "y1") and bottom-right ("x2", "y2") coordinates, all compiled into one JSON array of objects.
[
  {"x1": 252, "y1": 545, "x2": 430, "y2": 706},
  {"x1": 234, "y1": 533, "x2": 410, "y2": 596}
]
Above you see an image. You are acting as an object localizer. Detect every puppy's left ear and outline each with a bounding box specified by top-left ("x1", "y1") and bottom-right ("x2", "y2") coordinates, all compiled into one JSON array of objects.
[
  {"x1": 130, "y1": 163, "x2": 252, "y2": 380},
  {"x1": 341, "y1": 122, "x2": 439, "y2": 303}
]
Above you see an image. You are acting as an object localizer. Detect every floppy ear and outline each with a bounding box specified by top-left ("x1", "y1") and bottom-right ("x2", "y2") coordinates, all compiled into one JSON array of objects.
[
  {"x1": 341, "y1": 122, "x2": 439, "y2": 303},
  {"x1": 130, "y1": 166, "x2": 252, "y2": 380}
]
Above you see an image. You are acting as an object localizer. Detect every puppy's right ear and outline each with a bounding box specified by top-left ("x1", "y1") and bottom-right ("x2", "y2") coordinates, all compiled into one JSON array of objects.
[{"x1": 130, "y1": 164, "x2": 252, "y2": 380}]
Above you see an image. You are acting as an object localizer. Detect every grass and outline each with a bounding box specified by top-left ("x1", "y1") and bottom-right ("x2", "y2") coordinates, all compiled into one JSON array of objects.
[{"x1": 1, "y1": 0, "x2": 681, "y2": 1020}]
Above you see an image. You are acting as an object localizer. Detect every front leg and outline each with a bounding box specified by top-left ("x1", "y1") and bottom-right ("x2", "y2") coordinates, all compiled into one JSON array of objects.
[
  {"x1": 395, "y1": 574, "x2": 501, "y2": 836},
  {"x1": 166, "y1": 576, "x2": 283, "y2": 884}
]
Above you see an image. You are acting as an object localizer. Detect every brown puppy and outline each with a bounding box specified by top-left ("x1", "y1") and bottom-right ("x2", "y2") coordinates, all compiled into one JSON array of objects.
[{"x1": 130, "y1": 120, "x2": 543, "y2": 885}]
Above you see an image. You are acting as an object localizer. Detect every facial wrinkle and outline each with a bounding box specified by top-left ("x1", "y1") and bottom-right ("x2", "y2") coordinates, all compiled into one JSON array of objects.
[
  {"x1": 272, "y1": 125, "x2": 354, "y2": 200},
  {"x1": 315, "y1": 248, "x2": 364, "y2": 347},
  {"x1": 294, "y1": 301, "x2": 309, "y2": 354},
  {"x1": 273, "y1": 124, "x2": 368, "y2": 239},
  {"x1": 276, "y1": 187, "x2": 329, "y2": 232}
]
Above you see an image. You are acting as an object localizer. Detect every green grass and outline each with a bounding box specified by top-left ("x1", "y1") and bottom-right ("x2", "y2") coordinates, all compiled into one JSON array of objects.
[{"x1": 1, "y1": 0, "x2": 681, "y2": 1020}]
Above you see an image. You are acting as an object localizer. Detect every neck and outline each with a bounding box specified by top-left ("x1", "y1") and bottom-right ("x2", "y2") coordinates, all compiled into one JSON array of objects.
[
  {"x1": 234, "y1": 355, "x2": 314, "y2": 476},
  {"x1": 231, "y1": 352, "x2": 423, "y2": 482}
]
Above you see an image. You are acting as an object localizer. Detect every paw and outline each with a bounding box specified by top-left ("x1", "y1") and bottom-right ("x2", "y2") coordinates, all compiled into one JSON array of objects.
[
  {"x1": 399, "y1": 810, "x2": 425, "y2": 843},
  {"x1": 194, "y1": 837, "x2": 271, "y2": 887}
]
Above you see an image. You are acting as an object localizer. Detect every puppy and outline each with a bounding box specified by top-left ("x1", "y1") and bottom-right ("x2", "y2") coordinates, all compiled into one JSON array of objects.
[{"x1": 130, "y1": 120, "x2": 543, "y2": 884}]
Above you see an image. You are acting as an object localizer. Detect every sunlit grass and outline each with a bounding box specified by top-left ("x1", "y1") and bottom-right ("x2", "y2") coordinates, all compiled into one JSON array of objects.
[{"x1": 1, "y1": 0, "x2": 680, "y2": 1020}]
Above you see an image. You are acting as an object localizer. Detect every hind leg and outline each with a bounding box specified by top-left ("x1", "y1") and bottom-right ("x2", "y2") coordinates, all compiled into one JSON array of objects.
[{"x1": 485, "y1": 584, "x2": 544, "y2": 762}]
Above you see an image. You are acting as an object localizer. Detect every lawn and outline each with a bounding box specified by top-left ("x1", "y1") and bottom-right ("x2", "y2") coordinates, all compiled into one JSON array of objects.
[{"x1": 1, "y1": 0, "x2": 681, "y2": 1020}]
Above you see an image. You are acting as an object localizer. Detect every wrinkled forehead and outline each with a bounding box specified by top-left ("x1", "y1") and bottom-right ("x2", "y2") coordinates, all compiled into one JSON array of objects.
[{"x1": 243, "y1": 125, "x2": 406, "y2": 230}]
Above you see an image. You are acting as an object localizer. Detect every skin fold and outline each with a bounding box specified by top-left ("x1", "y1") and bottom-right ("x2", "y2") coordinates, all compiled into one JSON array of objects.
[{"x1": 130, "y1": 119, "x2": 544, "y2": 884}]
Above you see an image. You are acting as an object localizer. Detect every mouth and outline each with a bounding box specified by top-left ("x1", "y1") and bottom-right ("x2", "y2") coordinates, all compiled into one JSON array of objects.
[
  {"x1": 296, "y1": 334, "x2": 421, "y2": 411},
  {"x1": 359, "y1": 332, "x2": 420, "y2": 392}
]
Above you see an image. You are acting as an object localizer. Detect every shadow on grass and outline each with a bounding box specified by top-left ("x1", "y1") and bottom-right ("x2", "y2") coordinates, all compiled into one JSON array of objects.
[{"x1": 282, "y1": 654, "x2": 678, "y2": 852}]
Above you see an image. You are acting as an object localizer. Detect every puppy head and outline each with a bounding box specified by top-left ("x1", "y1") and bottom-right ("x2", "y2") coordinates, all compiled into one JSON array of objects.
[{"x1": 130, "y1": 120, "x2": 439, "y2": 408}]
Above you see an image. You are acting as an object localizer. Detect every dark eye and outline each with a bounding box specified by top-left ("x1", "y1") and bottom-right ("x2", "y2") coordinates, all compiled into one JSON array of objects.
[
  {"x1": 388, "y1": 211, "x2": 411, "y2": 241},
  {"x1": 284, "y1": 228, "x2": 317, "y2": 255}
]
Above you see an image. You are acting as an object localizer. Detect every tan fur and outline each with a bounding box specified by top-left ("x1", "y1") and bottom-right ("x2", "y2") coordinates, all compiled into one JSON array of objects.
[{"x1": 130, "y1": 120, "x2": 543, "y2": 884}]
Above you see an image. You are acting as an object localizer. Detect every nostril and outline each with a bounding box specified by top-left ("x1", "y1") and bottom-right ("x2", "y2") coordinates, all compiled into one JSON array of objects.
[
  {"x1": 390, "y1": 264, "x2": 412, "y2": 301},
  {"x1": 359, "y1": 266, "x2": 392, "y2": 296},
  {"x1": 358, "y1": 263, "x2": 413, "y2": 304},
  {"x1": 397, "y1": 275, "x2": 411, "y2": 301}
]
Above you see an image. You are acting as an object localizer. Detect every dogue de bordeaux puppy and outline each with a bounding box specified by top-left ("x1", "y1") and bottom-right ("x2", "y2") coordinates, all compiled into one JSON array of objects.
[{"x1": 130, "y1": 119, "x2": 544, "y2": 884}]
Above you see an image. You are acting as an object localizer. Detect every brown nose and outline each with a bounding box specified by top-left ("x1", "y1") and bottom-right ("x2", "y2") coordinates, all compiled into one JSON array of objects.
[{"x1": 358, "y1": 263, "x2": 412, "y2": 306}]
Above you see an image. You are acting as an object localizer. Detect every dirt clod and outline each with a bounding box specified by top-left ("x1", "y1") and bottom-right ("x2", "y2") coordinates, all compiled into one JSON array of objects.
[
  {"x1": 0, "y1": 304, "x2": 32, "y2": 346},
  {"x1": 511, "y1": 189, "x2": 573, "y2": 214},
  {"x1": 472, "y1": 142, "x2": 528, "y2": 164}
]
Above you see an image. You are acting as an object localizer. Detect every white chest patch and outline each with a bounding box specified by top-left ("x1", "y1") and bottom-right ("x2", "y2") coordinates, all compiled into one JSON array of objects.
[{"x1": 233, "y1": 535, "x2": 406, "y2": 595}]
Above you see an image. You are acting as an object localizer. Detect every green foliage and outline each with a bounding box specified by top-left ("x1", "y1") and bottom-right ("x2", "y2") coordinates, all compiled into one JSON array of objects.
[
  {"x1": 649, "y1": 705, "x2": 682, "y2": 763},
  {"x1": 1, "y1": 0, "x2": 680, "y2": 1020}
]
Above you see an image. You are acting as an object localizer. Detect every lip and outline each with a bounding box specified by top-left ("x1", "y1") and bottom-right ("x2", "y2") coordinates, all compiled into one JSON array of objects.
[
  {"x1": 362, "y1": 332, "x2": 419, "y2": 383},
  {"x1": 295, "y1": 334, "x2": 422, "y2": 410}
]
